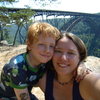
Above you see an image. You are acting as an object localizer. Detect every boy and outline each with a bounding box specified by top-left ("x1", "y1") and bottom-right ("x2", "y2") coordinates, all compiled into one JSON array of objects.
[{"x1": 0, "y1": 22, "x2": 60, "y2": 100}]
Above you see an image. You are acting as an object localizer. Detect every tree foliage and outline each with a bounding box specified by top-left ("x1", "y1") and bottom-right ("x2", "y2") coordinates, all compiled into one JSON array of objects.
[
  {"x1": 0, "y1": 0, "x2": 36, "y2": 44},
  {"x1": 0, "y1": 0, "x2": 18, "y2": 5},
  {"x1": 9, "y1": 9, "x2": 36, "y2": 45},
  {"x1": 0, "y1": 7, "x2": 10, "y2": 40},
  {"x1": 0, "y1": 0, "x2": 17, "y2": 2},
  {"x1": 0, "y1": 0, "x2": 18, "y2": 41},
  {"x1": 30, "y1": 0, "x2": 60, "y2": 7}
]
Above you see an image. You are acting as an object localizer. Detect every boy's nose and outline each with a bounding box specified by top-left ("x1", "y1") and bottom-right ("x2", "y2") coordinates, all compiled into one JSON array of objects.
[{"x1": 45, "y1": 46, "x2": 50, "y2": 53}]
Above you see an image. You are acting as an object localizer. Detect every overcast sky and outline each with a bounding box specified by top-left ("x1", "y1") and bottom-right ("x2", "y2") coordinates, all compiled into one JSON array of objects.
[{"x1": 3, "y1": 0, "x2": 100, "y2": 13}]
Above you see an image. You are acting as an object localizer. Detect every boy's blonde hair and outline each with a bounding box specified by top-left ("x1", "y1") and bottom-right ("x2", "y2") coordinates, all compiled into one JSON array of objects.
[
  {"x1": 27, "y1": 22, "x2": 60, "y2": 44},
  {"x1": 26, "y1": 22, "x2": 60, "y2": 52}
]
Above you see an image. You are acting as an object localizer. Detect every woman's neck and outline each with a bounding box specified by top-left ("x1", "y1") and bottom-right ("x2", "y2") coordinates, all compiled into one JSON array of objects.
[{"x1": 55, "y1": 73, "x2": 74, "y2": 85}]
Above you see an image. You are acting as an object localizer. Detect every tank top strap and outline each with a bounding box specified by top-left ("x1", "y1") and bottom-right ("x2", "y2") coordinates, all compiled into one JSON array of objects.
[
  {"x1": 73, "y1": 80, "x2": 83, "y2": 100},
  {"x1": 45, "y1": 70, "x2": 83, "y2": 100}
]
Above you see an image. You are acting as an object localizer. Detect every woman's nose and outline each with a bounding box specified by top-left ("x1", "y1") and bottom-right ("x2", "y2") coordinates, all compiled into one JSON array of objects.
[{"x1": 61, "y1": 53, "x2": 68, "y2": 61}]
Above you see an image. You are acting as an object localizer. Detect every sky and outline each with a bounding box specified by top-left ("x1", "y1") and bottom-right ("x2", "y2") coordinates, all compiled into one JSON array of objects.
[{"x1": 2, "y1": 0, "x2": 100, "y2": 14}]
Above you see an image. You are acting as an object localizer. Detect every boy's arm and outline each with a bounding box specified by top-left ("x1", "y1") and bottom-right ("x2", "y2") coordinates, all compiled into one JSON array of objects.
[
  {"x1": 75, "y1": 62, "x2": 92, "y2": 82},
  {"x1": 14, "y1": 88, "x2": 31, "y2": 100}
]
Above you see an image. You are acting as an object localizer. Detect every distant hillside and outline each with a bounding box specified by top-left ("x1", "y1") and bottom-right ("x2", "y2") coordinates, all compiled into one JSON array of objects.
[
  {"x1": 5, "y1": 24, "x2": 27, "y2": 44},
  {"x1": 2, "y1": 16, "x2": 100, "y2": 57}
]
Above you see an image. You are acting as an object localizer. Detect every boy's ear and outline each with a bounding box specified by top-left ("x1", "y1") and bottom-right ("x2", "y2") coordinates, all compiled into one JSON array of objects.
[{"x1": 26, "y1": 40, "x2": 31, "y2": 51}]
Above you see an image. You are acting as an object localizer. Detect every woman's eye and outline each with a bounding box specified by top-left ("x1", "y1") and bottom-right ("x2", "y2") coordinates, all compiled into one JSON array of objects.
[
  {"x1": 50, "y1": 45, "x2": 55, "y2": 48},
  {"x1": 54, "y1": 50, "x2": 62, "y2": 53},
  {"x1": 68, "y1": 52, "x2": 76, "y2": 55}
]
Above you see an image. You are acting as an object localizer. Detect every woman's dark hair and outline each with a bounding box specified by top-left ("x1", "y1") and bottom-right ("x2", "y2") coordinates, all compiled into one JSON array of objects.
[
  {"x1": 63, "y1": 32, "x2": 87, "y2": 62},
  {"x1": 46, "y1": 32, "x2": 87, "y2": 71}
]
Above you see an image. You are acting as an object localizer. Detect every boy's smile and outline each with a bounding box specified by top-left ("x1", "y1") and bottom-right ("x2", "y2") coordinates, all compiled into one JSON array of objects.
[{"x1": 27, "y1": 34, "x2": 56, "y2": 66}]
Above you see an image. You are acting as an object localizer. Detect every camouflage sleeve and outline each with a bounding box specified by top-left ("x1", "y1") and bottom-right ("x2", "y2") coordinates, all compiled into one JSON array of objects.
[{"x1": 2, "y1": 62, "x2": 28, "y2": 89}]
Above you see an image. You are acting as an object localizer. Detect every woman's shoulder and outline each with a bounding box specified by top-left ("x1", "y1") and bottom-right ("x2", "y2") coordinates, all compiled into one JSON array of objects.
[
  {"x1": 80, "y1": 72, "x2": 100, "y2": 87},
  {"x1": 81, "y1": 72, "x2": 100, "y2": 82},
  {"x1": 79, "y1": 72, "x2": 100, "y2": 100}
]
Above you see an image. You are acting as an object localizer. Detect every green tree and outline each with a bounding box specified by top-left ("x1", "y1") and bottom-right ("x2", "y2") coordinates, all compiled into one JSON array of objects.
[
  {"x1": 0, "y1": 0, "x2": 17, "y2": 41},
  {"x1": 0, "y1": 7, "x2": 10, "y2": 41},
  {"x1": 0, "y1": 0, "x2": 60, "y2": 44},
  {"x1": 9, "y1": 9, "x2": 35, "y2": 45}
]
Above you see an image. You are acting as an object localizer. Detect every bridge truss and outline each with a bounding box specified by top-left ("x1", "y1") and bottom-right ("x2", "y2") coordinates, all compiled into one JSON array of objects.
[{"x1": 0, "y1": 8, "x2": 100, "y2": 57}]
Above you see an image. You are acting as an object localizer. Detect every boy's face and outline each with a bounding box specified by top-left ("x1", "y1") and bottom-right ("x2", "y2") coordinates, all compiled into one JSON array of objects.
[{"x1": 27, "y1": 34, "x2": 56, "y2": 66}]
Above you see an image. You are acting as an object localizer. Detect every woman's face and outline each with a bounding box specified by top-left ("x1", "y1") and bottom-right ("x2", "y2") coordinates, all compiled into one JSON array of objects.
[{"x1": 53, "y1": 36, "x2": 80, "y2": 75}]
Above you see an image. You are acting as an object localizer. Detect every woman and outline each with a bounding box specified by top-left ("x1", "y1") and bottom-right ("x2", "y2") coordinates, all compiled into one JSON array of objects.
[{"x1": 38, "y1": 32, "x2": 100, "y2": 100}]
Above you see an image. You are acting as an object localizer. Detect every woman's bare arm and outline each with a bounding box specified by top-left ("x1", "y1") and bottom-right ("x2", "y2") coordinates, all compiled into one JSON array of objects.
[{"x1": 80, "y1": 73, "x2": 100, "y2": 100}]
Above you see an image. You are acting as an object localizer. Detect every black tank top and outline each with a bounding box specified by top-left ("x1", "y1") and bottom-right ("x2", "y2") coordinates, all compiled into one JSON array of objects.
[{"x1": 45, "y1": 70, "x2": 83, "y2": 100}]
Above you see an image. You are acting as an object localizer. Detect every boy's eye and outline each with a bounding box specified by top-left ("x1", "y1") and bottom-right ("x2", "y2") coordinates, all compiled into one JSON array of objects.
[
  {"x1": 38, "y1": 44, "x2": 44, "y2": 46},
  {"x1": 38, "y1": 44, "x2": 45, "y2": 47},
  {"x1": 38, "y1": 44, "x2": 55, "y2": 49}
]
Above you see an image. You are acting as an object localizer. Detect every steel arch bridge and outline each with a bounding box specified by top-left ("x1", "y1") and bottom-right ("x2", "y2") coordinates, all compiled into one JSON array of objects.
[
  {"x1": 0, "y1": 8, "x2": 100, "y2": 56},
  {"x1": 1, "y1": 8, "x2": 100, "y2": 31}
]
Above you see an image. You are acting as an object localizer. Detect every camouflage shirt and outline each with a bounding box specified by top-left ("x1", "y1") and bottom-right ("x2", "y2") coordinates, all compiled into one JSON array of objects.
[{"x1": 0, "y1": 53, "x2": 46, "y2": 99}]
